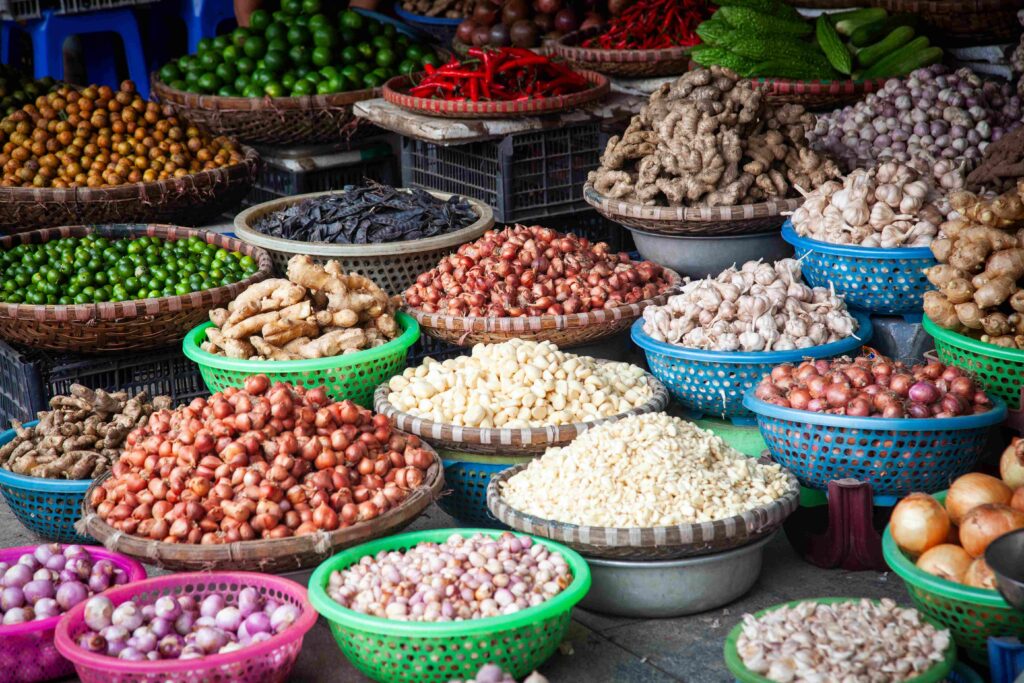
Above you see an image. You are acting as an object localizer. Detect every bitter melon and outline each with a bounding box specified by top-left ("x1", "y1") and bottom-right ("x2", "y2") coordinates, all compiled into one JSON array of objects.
[
  {"x1": 690, "y1": 45, "x2": 758, "y2": 75},
  {"x1": 815, "y1": 14, "x2": 852, "y2": 75},
  {"x1": 716, "y1": 6, "x2": 812, "y2": 37}
]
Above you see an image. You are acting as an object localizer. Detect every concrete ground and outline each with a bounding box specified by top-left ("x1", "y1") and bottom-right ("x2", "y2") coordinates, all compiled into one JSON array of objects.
[{"x1": 0, "y1": 497, "x2": 911, "y2": 683}]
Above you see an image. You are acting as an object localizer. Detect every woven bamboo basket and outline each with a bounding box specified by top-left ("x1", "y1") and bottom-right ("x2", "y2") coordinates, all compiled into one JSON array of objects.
[
  {"x1": 152, "y1": 78, "x2": 379, "y2": 147},
  {"x1": 878, "y1": 0, "x2": 1021, "y2": 43},
  {"x1": 382, "y1": 70, "x2": 610, "y2": 119},
  {"x1": 373, "y1": 371, "x2": 670, "y2": 455},
  {"x1": 232, "y1": 189, "x2": 495, "y2": 294},
  {"x1": 553, "y1": 27, "x2": 692, "y2": 77},
  {"x1": 0, "y1": 225, "x2": 273, "y2": 353},
  {"x1": 584, "y1": 182, "x2": 800, "y2": 236},
  {"x1": 760, "y1": 76, "x2": 888, "y2": 109},
  {"x1": 404, "y1": 267, "x2": 681, "y2": 348},
  {"x1": 77, "y1": 441, "x2": 443, "y2": 573},
  {"x1": 0, "y1": 147, "x2": 259, "y2": 233},
  {"x1": 487, "y1": 460, "x2": 801, "y2": 560}
]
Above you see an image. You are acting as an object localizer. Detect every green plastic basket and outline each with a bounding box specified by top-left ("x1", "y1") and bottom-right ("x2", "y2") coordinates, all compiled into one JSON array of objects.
[
  {"x1": 182, "y1": 312, "x2": 420, "y2": 408},
  {"x1": 882, "y1": 492, "x2": 1024, "y2": 665},
  {"x1": 724, "y1": 597, "x2": 957, "y2": 682},
  {"x1": 924, "y1": 315, "x2": 1024, "y2": 410},
  {"x1": 307, "y1": 528, "x2": 591, "y2": 682}
]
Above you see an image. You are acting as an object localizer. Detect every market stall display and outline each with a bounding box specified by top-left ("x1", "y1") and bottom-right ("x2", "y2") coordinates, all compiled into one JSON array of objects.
[
  {"x1": 0, "y1": 545, "x2": 145, "y2": 683},
  {"x1": 234, "y1": 188, "x2": 494, "y2": 294},
  {"x1": 455, "y1": 0, "x2": 607, "y2": 50},
  {"x1": 307, "y1": 529, "x2": 591, "y2": 681},
  {"x1": 79, "y1": 379, "x2": 443, "y2": 572},
  {"x1": 0, "y1": 226, "x2": 272, "y2": 353},
  {"x1": 54, "y1": 571, "x2": 316, "y2": 682}
]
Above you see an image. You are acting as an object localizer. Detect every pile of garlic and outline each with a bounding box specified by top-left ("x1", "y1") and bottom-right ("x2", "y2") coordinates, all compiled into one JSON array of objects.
[
  {"x1": 790, "y1": 161, "x2": 946, "y2": 248},
  {"x1": 641, "y1": 259, "x2": 858, "y2": 351}
]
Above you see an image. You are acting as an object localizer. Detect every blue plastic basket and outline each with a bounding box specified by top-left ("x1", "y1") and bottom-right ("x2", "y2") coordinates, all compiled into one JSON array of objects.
[
  {"x1": 392, "y1": 2, "x2": 462, "y2": 45},
  {"x1": 782, "y1": 220, "x2": 936, "y2": 318},
  {"x1": 743, "y1": 390, "x2": 1007, "y2": 502},
  {"x1": 630, "y1": 312, "x2": 872, "y2": 425},
  {"x1": 436, "y1": 453, "x2": 534, "y2": 528},
  {"x1": 0, "y1": 421, "x2": 92, "y2": 543}
]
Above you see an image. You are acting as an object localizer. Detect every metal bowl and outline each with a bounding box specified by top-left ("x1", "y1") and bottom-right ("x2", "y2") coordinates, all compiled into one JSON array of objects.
[
  {"x1": 627, "y1": 228, "x2": 792, "y2": 278},
  {"x1": 985, "y1": 528, "x2": 1024, "y2": 611},
  {"x1": 579, "y1": 533, "x2": 774, "y2": 617}
]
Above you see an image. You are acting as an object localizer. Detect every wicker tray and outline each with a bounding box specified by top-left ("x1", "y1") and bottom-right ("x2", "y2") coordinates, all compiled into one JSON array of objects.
[
  {"x1": 77, "y1": 440, "x2": 444, "y2": 573},
  {"x1": 381, "y1": 70, "x2": 610, "y2": 119},
  {"x1": 584, "y1": 182, "x2": 801, "y2": 236},
  {"x1": 152, "y1": 77, "x2": 379, "y2": 147},
  {"x1": 405, "y1": 267, "x2": 681, "y2": 348},
  {"x1": 878, "y1": 0, "x2": 1021, "y2": 43},
  {"x1": 373, "y1": 370, "x2": 669, "y2": 455},
  {"x1": 760, "y1": 76, "x2": 888, "y2": 109},
  {"x1": 0, "y1": 225, "x2": 273, "y2": 353},
  {"x1": 0, "y1": 147, "x2": 259, "y2": 233},
  {"x1": 553, "y1": 26, "x2": 692, "y2": 78},
  {"x1": 232, "y1": 189, "x2": 494, "y2": 294},
  {"x1": 487, "y1": 460, "x2": 801, "y2": 560}
]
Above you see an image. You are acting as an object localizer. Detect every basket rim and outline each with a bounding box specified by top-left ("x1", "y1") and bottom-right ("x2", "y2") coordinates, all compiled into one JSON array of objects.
[
  {"x1": 582, "y1": 532, "x2": 775, "y2": 567},
  {"x1": 404, "y1": 267, "x2": 681, "y2": 333},
  {"x1": 53, "y1": 571, "x2": 318, "y2": 674},
  {"x1": 630, "y1": 311, "x2": 873, "y2": 363},
  {"x1": 553, "y1": 25, "x2": 693, "y2": 62},
  {"x1": 0, "y1": 224, "x2": 273, "y2": 322},
  {"x1": 182, "y1": 311, "x2": 420, "y2": 372},
  {"x1": 722, "y1": 596, "x2": 957, "y2": 683},
  {"x1": 756, "y1": 75, "x2": 890, "y2": 88},
  {"x1": 743, "y1": 390, "x2": 1008, "y2": 430},
  {"x1": 0, "y1": 420, "x2": 94, "y2": 491},
  {"x1": 923, "y1": 314, "x2": 1024, "y2": 362},
  {"x1": 781, "y1": 220, "x2": 936, "y2": 259},
  {"x1": 0, "y1": 545, "x2": 147, "y2": 639},
  {"x1": 152, "y1": 76, "x2": 379, "y2": 110},
  {"x1": 392, "y1": 1, "x2": 463, "y2": 24},
  {"x1": 486, "y1": 460, "x2": 801, "y2": 553},
  {"x1": 232, "y1": 189, "x2": 494, "y2": 257},
  {"x1": 583, "y1": 182, "x2": 804, "y2": 223},
  {"x1": 306, "y1": 527, "x2": 591, "y2": 636}
]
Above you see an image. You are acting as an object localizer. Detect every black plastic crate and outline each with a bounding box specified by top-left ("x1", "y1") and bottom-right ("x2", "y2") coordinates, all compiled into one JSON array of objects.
[
  {"x1": 244, "y1": 142, "x2": 398, "y2": 206},
  {"x1": 400, "y1": 123, "x2": 605, "y2": 224},
  {"x1": 0, "y1": 341, "x2": 207, "y2": 429}
]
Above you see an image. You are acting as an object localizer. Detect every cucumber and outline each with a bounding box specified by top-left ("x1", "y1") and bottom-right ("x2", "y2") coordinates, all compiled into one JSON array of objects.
[
  {"x1": 816, "y1": 15, "x2": 852, "y2": 75},
  {"x1": 690, "y1": 45, "x2": 758, "y2": 75},
  {"x1": 862, "y1": 36, "x2": 939, "y2": 78},
  {"x1": 832, "y1": 8, "x2": 888, "y2": 36},
  {"x1": 849, "y1": 13, "x2": 917, "y2": 47},
  {"x1": 696, "y1": 18, "x2": 735, "y2": 47},
  {"x1": 749, "y1": 59, "x2": 837, "y2": 80},
  {"x1": 716, "y1": 6, "x2": 812, "y2": 37},
  {"x1": 856, "y1": 25, "x2": 916, "y2": 68},
  {"x1": 714, "y1": 0, "x2": 801, "y2": 20}
]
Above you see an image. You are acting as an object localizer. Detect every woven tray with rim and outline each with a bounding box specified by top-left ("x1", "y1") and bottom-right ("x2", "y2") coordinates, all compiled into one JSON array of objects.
[
  {"x1": 879, "y1": 0, "x2": 1020, "y2": 43},
  {"x1": 583, "y1": 182, "x2": 802, "y2": 236},
  {"x1": 77, "y1": 442, "x2": 443, "y2": 573},
  {"x1": 553, "y1": 26, "x2": 692, "y2": 78},
  {"x1": 232, "y1": 189, "x2": 494, "y2": 293},
  {"x1": 381, "y1": 70, "x2": 610, "y2": 119},
  {"x1": 0, "y1": 147, "x2": 259, "y2": 233},
  {"x1": 760, "y1": 76, "x2": 888, "y2": 109},
  {"x1": 486, "y1": 459, "x2": 801, "y2": 560},
  {"x1": 0, "y1": 224, "x2": 273, "y2": 353},
  {"x1": 404, "y1": 267, "x2": 681, "y2": 348},
  {"x1": 152, "y1": 78, "x2": 379, "y2": 147},
  {"x1": 373, "y1": 370, "x2": 669, "y2": 455}
]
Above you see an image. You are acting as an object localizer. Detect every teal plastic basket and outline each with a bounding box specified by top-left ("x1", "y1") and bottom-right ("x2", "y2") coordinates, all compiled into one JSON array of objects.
[{"x1": 436, "y1": 452, "x2": 534, "y2": 528}]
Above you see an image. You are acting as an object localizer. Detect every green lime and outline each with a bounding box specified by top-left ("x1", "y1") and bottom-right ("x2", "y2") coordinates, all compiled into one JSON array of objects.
[
  {"x1": 339, "y1": 10, "x2": 363, "y2": 30},
  {"x1": 236, "y1": 56, "x2": 256, "y2": 74},
  {"x1": 281, "y1": 72, "x2": 297, "y2": 89},
  {"x1": 371, "y1": 35, "x2": 390, "y2": 50},
  {"x1": 362, "y1": 72, "x2": 383, "y2": 88},
  {"x1": 319, "y1": 65, "x2": 340, "y2": 79},
  {"x1": 341, "y1": 46, "x2": 359, "y2": 63},
  {"x1": 264, "y1": 49, "x2": 288, "y2": 73},
  {"x1": 197, "y1": 72, "x2": 222, "y2": 93},
  {"x1": 375, "y1": 48, "x2": 396, "y2": 68},
  {"x1": 231, "y1": 26, "x2": 251, "y2": 47},
  {"x1": 291, "y1": 78, "x2": 314, "y2": 96},
  {"x1": 249, "y1": 8, "x2": 271, "y2": 30},
  {"x1": 339, "y1": 29, "x2": 356, "y2": 45},
  {"x1": 264, "y1": 81, "x2": 285, "y2": 97},
  {"x1": 217, "y1": 85, "x2": 234, "y2": 96},
  {"x1": 396, "y1": 34, "x2": 410, "y2": 47},
  {"x1": 406, "y1": 44, "x2": 424, "y2": 62},
  {"x1": 271, "y1": 9, "x2": 287, "y2": 22},
  {"x1": 178, "y1": 55, "x2": 196, "y2": 71},
  {"x1": 212, "y1": 35, "x2": 230, "y2": 50},
  {"x1": 170, "y1": 79, "x2": 187, "y2": 90},
  {"x1": 301, "y1": 0, "x2": 321, "y2": 14},
  {"x1": 198, "y1": 50, "x2": 221, "y2": 71},
  {"x1": 398, "y1": 59, "x2": 416, "y2": 76},
  {"x1": 280, "y1": 0, "x2": 301, "y2": 14},
  {"x1": 356, "y1": 42, "x2": 373, "y2": 59},
  {"x1": 421, "y1": 53, "x2": 439, "y2": 67},
  {"x1": 294, "y1": 13, "x2": 309, "y2": 26},
  {"x1": 295, "y1": 64, "x2": 313, "y2": 77},
  {"x1": 158, "y1": 62, "x2": 181, "y2": 83},
  {"x1": 242, "y1": 35, "x2": 267, "y2": 58},
  {"x1": 341, "y1": 65, "x2": 361, "y2": 84},
  {"x1": 316, "y1": 79, "x2": 333, "y2": 94},
  {"x1": 288, "y1": 44, "x2": 312, "y2": 66},
  {"x1": 353, "y1": 60, "x2": 371, "y2": 75},
  {"x1": 185, "y1": 70, "x2": 201, "y2": 86},
  {"x1": 312, "y1": 25, "x2": 337, "y2": 48},
  {"x1": 287, "y1": 25, "x2": 311, "y2": 45},
  {"x1": 234, "y1": 75, "x2": 250, "y2": 91},
  {"x1": 243, "y1": 84, "x2": 263, "y2": 97},
  {"x1": 327, "y1": 75, "x2": 345, "y2": 92},
  {"x1": 264, "y1": 21, "x2": 288, "y2": 42},
  {"x1": 383, "y1": 24, "x2": 396, "y2": 37},
  {"x1": 197, "y1": 37, "x2": 214, "y2": 53},
  {"x1": 267, "y1": 36, "x2": 288, "y2": 53},
  {"x1": 311, "y1": 45, "x2": 333, "y2": 67},
  {"x1": 215, "y1": 62, "x2": 237, "y2": 82},
  {"x1": 303, "y1": 70, "x2": 322, "y2": 82},
  {"x1": 222, "y1": 44, "x2": 239, "y2": 62},
  {"x1": 366, "y1": 19, "x2": 381, "y2": 36},
  {"x1": 252, "y1": 69, "x2": 272, "y2": 86},
  {"x1": 308, "y1": 13, "x2": 329, "y2": 30}
]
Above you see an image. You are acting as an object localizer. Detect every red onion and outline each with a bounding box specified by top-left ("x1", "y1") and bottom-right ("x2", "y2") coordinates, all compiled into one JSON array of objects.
[
  {"x1": 908, "y1": 381, "x2": 940, "y2": 404},
  {"x1": 825, "y1": 384, "x2": 853, "y2": 408}
]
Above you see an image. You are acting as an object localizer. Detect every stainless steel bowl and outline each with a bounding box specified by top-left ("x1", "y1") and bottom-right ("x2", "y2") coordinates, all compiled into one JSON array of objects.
[
  {"x1": 628, "y1": 228, "x2": 792, "y2": 278},
  {"x1": 579, "y1": 533, "x2": 774, "y2": 618}
]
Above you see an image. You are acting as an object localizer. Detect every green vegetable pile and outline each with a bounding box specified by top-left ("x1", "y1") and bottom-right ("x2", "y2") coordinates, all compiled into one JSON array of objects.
[
  {"x1": 692, "y1": 0, "x2": 943, "y2": 81},
  {"x1": 157, "y1": 0, "x2": 439, "y2": 97},
  {"x1": 0, "y1": 66, "x2": 57, "y2": 117},
  {"x1": 0, "y1": 235, "x2": 260, "y2": 305}
]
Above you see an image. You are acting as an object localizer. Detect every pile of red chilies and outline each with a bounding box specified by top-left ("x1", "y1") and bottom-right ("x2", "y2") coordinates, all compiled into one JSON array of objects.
[
  {"x1": 583, "y1": 0, "x2": 710, "y2": 50},
  {"x1": 409, "y1": 47, "x2": 590, "y2": 102}
]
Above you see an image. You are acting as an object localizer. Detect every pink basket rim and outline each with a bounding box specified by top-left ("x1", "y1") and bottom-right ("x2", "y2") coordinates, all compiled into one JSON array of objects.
[
  {"x1": 53, "y1": 571, "x2": 317, "y2": 674},
  {"x1": 0, "y1": 544, "x2": 147, "y2": 638}
]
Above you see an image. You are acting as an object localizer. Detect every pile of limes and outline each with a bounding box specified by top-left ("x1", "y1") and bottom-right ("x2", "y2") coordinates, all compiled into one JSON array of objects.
[
  {"x1": 157, "y1": 0, "x2": 438, "y2": 97},
  {"x1": 0, "y1": 66, "x2": 57, "y2": 117}
]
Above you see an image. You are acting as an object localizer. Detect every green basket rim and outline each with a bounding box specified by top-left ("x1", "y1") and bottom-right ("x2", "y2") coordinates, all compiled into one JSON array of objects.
[
  {"x1": 182, "y1": 311, "x2": 420, "y2": 372},
  {"x1": 923, "y1": 315, "x2": 1024, "y2": 363},
  {"x1": 307, "y1": 527, "x2": 591, "y2": 637},
  {"x1": 723, "y1": 597, "x2": 957, "y2": 683}
]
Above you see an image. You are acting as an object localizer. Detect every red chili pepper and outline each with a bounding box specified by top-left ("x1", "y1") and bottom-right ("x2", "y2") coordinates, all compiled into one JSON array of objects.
[{"x1": 584, "y1": 0, "x2": 709, "y2": 50}]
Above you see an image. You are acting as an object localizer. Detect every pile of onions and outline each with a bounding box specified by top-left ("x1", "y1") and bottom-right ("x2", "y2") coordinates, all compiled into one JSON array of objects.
[
  {"x1": 754, "y1": 355, "x2": 994, "y2": 418},
  {"x1": 90, "y1": 376, "x2": 435, "y2": 543},
  {"x1": 890, "y1": 472, "x2": 1024, "y2": 588},
  {"x1": 0, "y1": 545, "x2": 129, "y2": 626}
]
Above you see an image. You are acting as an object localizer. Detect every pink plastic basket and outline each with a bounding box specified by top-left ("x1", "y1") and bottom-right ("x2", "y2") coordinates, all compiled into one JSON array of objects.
[
  {"x1": 0, "y1": 545, "x2": 146, "y2": 683},
  {"x1": 54, "y1": 571, "x2": 318, "y2": 683}
]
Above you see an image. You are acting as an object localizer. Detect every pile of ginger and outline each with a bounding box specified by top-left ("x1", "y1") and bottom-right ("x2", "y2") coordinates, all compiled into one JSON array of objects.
[
  {"x1": 202, "y1": 254, "x2": 400, "y2": 360},
  {"x1": 589, "y1": 67, "x2": 840, "y2": 207},
  {"x1": 923, "y1": 179, "x2": 1024, "y2": 348}
]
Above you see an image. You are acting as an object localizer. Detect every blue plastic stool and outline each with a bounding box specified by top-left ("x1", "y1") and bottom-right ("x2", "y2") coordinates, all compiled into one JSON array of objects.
[
  {"x1": 180, "y1": 0, "x2": 235, "y2": 53},
  {"x1": 989, "y1": 637, "x2": 1024, "y2": 683},
  {"x1": 5, "y1": 7, "x2": 149, "y2": 99}
]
